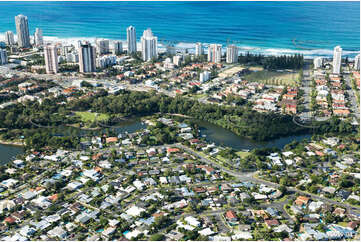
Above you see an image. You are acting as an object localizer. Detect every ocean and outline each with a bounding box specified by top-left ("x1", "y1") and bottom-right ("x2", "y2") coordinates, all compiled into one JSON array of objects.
[{"x1": 0, "y1": 1, "x2": 359, "y2": 58}]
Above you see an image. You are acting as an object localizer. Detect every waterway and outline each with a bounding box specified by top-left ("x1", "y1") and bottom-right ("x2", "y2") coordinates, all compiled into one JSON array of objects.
[{"x1": 0, "y1": 118, "x2": 311, "y2": 165}]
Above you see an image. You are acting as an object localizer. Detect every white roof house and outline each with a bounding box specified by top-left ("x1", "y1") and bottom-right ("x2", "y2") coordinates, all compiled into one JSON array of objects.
[{"x1": 126, "y1": 206, "x2": 145, "y2": 217}]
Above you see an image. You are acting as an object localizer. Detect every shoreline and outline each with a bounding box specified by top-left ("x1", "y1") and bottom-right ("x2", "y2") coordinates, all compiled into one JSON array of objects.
[
  {"x1": 1, "y1": 34, "x2": 358, "y2": 59},
  {"x1": 0, "y1": 139, "x2": 24, "y2": 147}
]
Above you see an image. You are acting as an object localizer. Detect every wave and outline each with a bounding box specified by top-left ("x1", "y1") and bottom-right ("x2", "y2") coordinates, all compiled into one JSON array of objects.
[{"x1": 1, "y1": 34, "x2": 359, "y2": 59}]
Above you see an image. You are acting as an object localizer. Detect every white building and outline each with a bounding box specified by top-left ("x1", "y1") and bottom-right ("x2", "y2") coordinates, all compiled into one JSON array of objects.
[
  {"x1": 127, "y1": 25, "x2": 137, "y2": 54},
  {"x1": 96, "y1": 39, "x2": 110, "y2": 55},
  {"x1": 332, "y1": 46, "x2": 342, "y2": 74},
  {"x1": 173, "y1": 55, "x2": 182, "y2": 66},
  {"x1": 15, "y1": 14, "x2": 31, "y2": 48},
  {"x1": 141, "y1": 28, "x2": 157, "y2": 61},
  {"x1": 34, "y1": 28, "x2": 43, "y2": 47},
  {"x1": 96, "y1": 55, "x2": 117, "y2": 68},
  {"x1": 5, "y1": 31, "x2": 15, "y2": 46},
  {"x1": 354, "y1": 54, "x2": 360, "y2": 71},
  {"x1": 195, "y1": 42, "x2": 203, "y2": 56},
  {"x1": 44, "y1": 45, "x2": 58, "y2": 74},
  {"x1": 313, "y1": 57, "x2": 324, "y2": 69},
  {"x1": 78, "y1": 42, "x2": 96, "y2": 73},
  {"x1": 208, "y1": 44, "x2": 222, "y2": 63},
  {"x1": 0, "y1": 49, "x2": 8, "y2": 65},
  {"x1": 226, "y1": 45, "x2": 238, "y2": 63},
  {"x1": 200, "y1": 71, "x2": 211, "y2": 82},
  {"x1": 113, "y1": 41, "x2": 123, "y2": 55},
  {"x1": 66, "y1": 53, "x2": 79, "y2": 63}
]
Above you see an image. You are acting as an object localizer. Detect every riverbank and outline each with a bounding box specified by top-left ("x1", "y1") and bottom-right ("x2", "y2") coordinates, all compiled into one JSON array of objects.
[{"x1": 0, "y1": 139, "x2": 24, "y2": 147}]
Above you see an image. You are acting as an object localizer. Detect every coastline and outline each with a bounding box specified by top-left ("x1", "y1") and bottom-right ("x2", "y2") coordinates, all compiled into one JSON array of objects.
[{"x1": 1, "y1": 34, "x2": 358, "y2": 59}]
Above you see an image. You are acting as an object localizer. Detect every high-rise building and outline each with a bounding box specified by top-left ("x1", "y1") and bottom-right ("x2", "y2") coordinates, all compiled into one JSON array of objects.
[
  {"x1": 96, "y1": 39, "x2": 110, "y2": 55},
  {"x1": 173, "y1": 55, "x2": 182, "y2": 66},
  {"x1": 5, "y1": 31, "x2": 15, "y2": 46},
  {"x1": 141, "y1": 28, "x2": 158, "y2": 61},
  {"x1": 113, "y1": 41, "x2": 123, "y2": 55},
  {"x1": 127, "y1": 26, "x2": 137, "y2": 54},
  {"x1": 207, "y1": 44, "x2": 222, "y2": 63},
  {"x1": 15, "y1": 14, "x2": 30, "y2": 48},
  {"x1": 200, "y1": 71, "x2": 211, "y2": 82},
  {"x1": 44, "y1": 45, "x2": 58, "y2": 74},
  {"x1": 0, "y1": 49, "x2": 8, "y2": 65},
  {"x1": 313, "y1": 57, "x2": 324, "y2": 69},
  {"x1": 354, "y1": 54, "x2": 360, "y2": 71},
  {"x1": 332, "y1": 46, "x2": 342, "y2": 74},
  {"x1": 34, "y1": 28, "x2": 43, "y2": 47},
  {"x1": 78, "y1": 42, "x2": 96, "y2": 73},
  {"x1": 226, "y1": 45, "x2": 238, "y2": 64},
  {"x1": 195, "y1": 42, "x2": 203, "y2": 56}
]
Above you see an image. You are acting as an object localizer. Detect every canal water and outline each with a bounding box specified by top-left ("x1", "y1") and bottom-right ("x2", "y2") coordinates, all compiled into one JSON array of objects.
[{"x1": 0, "y1": 118, "x2": 311, "y2": 164}]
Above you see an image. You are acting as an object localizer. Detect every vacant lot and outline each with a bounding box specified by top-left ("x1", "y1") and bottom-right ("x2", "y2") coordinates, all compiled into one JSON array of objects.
[{"x1": 244, "y1": 70, "x2": 298, "y2": 86}]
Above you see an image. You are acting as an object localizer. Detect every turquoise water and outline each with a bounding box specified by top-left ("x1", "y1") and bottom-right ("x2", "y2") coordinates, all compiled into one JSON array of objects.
[{"x1": 0, "y1": 1, "x2": 359, "y2": 57}]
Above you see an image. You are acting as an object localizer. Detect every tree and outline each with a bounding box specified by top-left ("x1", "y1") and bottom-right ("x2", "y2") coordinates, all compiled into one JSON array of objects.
[{"x1": 150, "y1": 234, "x2": 165, "y2": 241}]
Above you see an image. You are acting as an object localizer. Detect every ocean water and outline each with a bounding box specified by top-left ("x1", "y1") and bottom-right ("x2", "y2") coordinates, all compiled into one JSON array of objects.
[{"x1": 0, "y1": 1, "x2": 359, "y2": 57}]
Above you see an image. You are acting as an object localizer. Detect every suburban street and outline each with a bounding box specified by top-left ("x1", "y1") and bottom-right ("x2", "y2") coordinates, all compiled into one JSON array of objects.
[{"x1": 173, "y1": 143, "x2": 360, "y2": 214}]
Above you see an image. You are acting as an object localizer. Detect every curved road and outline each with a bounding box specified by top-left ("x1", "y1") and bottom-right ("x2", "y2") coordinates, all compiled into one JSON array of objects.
[{"x1": 173, "y1": 143, "x2": 359, "y2": 214}]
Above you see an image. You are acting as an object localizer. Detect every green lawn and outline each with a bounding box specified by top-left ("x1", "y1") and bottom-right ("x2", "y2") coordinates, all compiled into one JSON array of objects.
[
  {"x1": 236, "y1": 151, "x2": 250, "y2": 159},
  {"x1": 243, "y1": 70, "x2": 298, "y2": 86},
  {"x1": 75, "y1": 111, "x2": 109, "y2": 123}
]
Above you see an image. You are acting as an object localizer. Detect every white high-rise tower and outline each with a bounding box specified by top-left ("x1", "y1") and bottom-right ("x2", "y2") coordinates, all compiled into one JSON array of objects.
[
  {"x1": 332, "y1": 46, "x2": 342, "y2": 74},
  {"x1": 195, "y1": 42, "x2": 203, "y2": 56},
  {"x1": 141, "y1": 28, "x2": 158, "y2": 61},
  {"x1": 5, "y1": 31, "x2": 15, "y2": 46},
  {"x1": 15, "y1": 14, "x2": 30, "y2": 48},
  {"x1": 226, "y1": 45, "x2": 238, "y2": 63},
  {"x1": 34, "y1": 28, "x2": 43, "y2": 47},
  {"x1": 44, "y1": 45, "x2": 58, "y2": 74},
  {"x1": 127, "y1": 26, "x2": 137, "y2": 54}
]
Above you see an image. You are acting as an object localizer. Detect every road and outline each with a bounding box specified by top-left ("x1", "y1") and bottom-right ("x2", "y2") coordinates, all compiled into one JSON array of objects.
[
  {"x1": 174, "y1": 143, "x2": 360, "y2": 214},
  {"x1": 344, "y1": 75, "x2": 360, "y2": 121}
]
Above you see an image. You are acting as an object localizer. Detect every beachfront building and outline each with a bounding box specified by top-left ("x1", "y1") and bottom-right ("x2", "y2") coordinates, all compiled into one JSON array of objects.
[
  {"x1": 226, "y1": 44, "x2": 238, "y2": 64},
  {"x1": 0, "y1": 49, "x2": 8, "y2": 65},
  {"x1": 96, "y1": 39, "x2": 110, "y2": 55},
  {"x1": 44, "y1": 45, "x2": 58, "y2": 74},
  {"x1": 127, "y1": 25, "x2": 137, "y2": 54},
  {"x1": 15, "y1": 14, "x2": 31, "y2": 48},
  {"x1": 195, "y1": 42, "x2": 203, "y2": 56},
  {"x1": 354, "y1": 54, "x2": 360, "y2": 71},
  {"x1": 314, "y1": 57, "x2": 324, "y2": 69},
  {"x1": 141, "y1": 28, "x2": 158, "y2": 61},
  {"x1": 207, "y1": 44, "x2": 222, "y2": 63},
  {"x1": 78, "y1": 42, "x2": 96, "y2": 73},
  {"x1": 332, "y1": 46, "x2": 342, "y2": 74},
  {"x1": 34, "y1": 28, "x2": 43, "y2": 47},
  {"x1": 113, "y1": 41, "x2": 123, "y2": 55},
  {"x1": 5, "y1": 31, "x2": 15, "y2": 46}
]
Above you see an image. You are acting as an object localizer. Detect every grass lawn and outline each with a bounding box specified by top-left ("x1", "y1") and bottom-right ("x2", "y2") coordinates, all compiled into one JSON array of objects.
[
  {"x1": 75, "y1": 111, "x2": 109, "y2": 123},
  {"x1": 243, "y1": 70, "x2": 298, "y2": 86},
  {"x1": 236, "y1": 151, "x2": 250, "y2": 159},
  {"x1": 337, "y1": 222, "x2": 348, "y2": 227}
]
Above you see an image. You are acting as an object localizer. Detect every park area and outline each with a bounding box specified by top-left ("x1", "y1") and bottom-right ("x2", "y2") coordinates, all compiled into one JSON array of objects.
[
  {"x1": 243, "y1": 70, "x2": 298, "y2": 86},
  {"x1": 75, "y1": 111, "x2": 109, "y2": 124}
]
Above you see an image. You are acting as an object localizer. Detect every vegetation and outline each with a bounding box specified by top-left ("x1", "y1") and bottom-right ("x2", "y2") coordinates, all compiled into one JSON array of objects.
[{"x1": 238, "y1": 53, "x2": 304, "y2": 70}]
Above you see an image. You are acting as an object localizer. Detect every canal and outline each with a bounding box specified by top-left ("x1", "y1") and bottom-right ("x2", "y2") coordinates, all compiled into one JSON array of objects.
[{"x1": 0, "y1": 118, "x2": 311, "y2": 164}]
